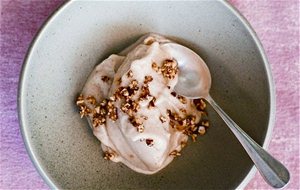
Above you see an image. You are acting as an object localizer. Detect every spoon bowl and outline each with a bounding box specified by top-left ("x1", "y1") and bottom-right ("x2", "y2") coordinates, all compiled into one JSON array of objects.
[{"x1": 161, "y1": 43, "x2": 211, "y2": 99}]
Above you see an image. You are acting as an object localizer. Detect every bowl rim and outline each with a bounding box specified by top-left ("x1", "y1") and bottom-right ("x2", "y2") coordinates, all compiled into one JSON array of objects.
[
  {"x1": 18, "y1": 0, "x2": 276, "y2": 189},
  {"x1": 221, "y1": 1, "x2": 276, "y2": 189}
]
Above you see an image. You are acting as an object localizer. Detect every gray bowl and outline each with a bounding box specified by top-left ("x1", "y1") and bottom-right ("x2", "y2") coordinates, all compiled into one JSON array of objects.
[{"x1": 19, "y1": 1, "x2": 275, "y2": 189}]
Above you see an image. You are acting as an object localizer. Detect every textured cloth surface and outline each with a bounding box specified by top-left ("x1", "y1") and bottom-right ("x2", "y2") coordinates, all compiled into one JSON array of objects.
[{"x1": 0, "y1": 0, "x2": 299, "y2": 189}]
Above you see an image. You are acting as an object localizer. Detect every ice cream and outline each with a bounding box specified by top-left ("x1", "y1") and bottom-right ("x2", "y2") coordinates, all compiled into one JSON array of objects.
[{"x1": 76, "y1": 34, "x2": 209, "y2": 174}]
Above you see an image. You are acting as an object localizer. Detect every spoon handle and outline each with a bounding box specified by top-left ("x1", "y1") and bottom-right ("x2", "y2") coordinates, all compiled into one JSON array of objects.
[{"x1": 206, "y1": 95, "x2": 290, "y2": 188}]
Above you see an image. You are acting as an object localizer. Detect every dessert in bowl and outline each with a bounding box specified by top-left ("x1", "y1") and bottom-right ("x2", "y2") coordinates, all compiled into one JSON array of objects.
[{"x1": 77, "y1": 34, "x2": 210, "y2": 174}]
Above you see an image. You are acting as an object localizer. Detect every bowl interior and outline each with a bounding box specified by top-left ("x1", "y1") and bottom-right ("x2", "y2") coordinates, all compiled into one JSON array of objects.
[{"x1": 20, "y1": 1, "x2": 272, "y2": 189}]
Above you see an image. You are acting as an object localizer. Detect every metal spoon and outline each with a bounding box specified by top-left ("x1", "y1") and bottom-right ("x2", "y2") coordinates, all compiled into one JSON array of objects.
[{"x1": 161, "y1": 43, "x2": 290, "y2": 189}]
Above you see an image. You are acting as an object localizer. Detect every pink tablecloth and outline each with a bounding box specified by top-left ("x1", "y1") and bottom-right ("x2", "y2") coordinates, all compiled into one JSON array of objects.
[{"x1": 0, "y1": 0, "x2": 299, "y2": 189}]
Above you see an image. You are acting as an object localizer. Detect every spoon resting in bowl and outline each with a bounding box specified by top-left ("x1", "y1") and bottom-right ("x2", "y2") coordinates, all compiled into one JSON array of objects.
[{"x1": 161, "y1": 43, "x2": 290, "y2": 189}]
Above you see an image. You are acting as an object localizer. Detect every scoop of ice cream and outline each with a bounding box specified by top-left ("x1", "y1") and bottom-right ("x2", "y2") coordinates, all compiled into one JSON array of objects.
[{"x1": 77, "y1": 34, "x2": 208, "y2": 174}]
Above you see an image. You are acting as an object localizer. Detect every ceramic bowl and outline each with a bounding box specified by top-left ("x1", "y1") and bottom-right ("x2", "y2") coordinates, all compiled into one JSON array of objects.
[{"x1": 19, "y1": 1, "x2": 275, "y2": 189}]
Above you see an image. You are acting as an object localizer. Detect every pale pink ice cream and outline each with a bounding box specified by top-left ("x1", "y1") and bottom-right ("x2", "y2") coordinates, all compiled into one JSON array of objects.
[{"x1": 78, "y1": 34, "x2": 208, "y2": 174}]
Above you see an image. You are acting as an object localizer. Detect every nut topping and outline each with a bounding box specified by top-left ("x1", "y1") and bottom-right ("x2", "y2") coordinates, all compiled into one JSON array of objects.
[
  {"x1": 159, "y1": 116, "x2": 167, "y2": 123},
  {"x1": 145, "y1": 139, "x2": 154, "y2": 146},
  {"x1": 127, "y1": 70, "x2": 133, "y2": 78},
  {"x1": 103, "y1": 151, "x2": 115, "y2": 160},
  {"x1": 101, "y1": 76, "x2": 110, "y2": 82},
  {"x1": 144, "y1": 75, "x2": 153, "y2": 84},
  {"x1": 87, "y1": 96, "x2": 96, "y2": 105},
  {"x1": 143, "y1": 36, "x2": 155, "y2": 45},
  {"x1": 169, "y1": 150, "x2": 181, "y2": 157},
  {"x1": 161, "y1": 59, "x2": 178, "y2": 80}
]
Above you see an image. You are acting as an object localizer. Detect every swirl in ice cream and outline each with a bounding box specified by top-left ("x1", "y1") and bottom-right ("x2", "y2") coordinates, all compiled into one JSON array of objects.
[{"x1": 76, "y1": 34, "x2": 209, "y2": 174}]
